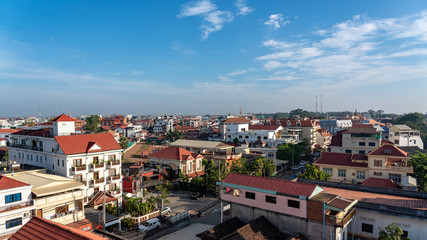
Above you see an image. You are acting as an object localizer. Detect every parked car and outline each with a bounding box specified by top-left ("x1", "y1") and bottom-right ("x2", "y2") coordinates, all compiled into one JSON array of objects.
[
  {"x1": 138, "y1": 218, "x2": 160, "y2": 233},
  {"x1": 191, "y1": 192, "x2": 203, "y2": 200},
  {"x1": 161, "y1": 207, "x2": 171, "y2": 215},
  {"x1": 291, "y1": 163, "x2": 305, "y2": 170}
]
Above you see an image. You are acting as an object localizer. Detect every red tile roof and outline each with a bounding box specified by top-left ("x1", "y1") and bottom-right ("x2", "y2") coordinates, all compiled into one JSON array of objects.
[
  {"x1": 9, "y1": 216, "x2": 107, "y2": 240},
  {"x1": 222, "y1": 173, "x2": 319, "y2": 198},
  {"x1": 248, "y1": 125, "x2": 281, "y2": 131},
  {"x1": 314, "y1": 152, "x2": 368, "y2": 168},
  {"x1": 148, "y1": 146, "x2": 202, "y2": 161},
  {"x1": 52, "y1": 114, "x2": 76, "y2": 122},
  {"x1": 88, "y1": 191, "x2": 117, "y2": 206},
  {"x1": 322, "y1": 187, "x2": 427, "y2": 210},
  {"x1": 224, "y1": 117, "x2": 251, "y2": 124},
  {"x1": 0, "y1": 175, "x2": 30, "y2": 190},
  {"x1": 368, "y1": 144, "x2": 407, "y2": 157},
  {"x1": 55, "y1": 133, "x2": 121, "y2": 155},
  {"x1": 0, "y1": 129, "x2": 18, "y2": 134},
  {"x1": 361, "y1": 178, "x2": 401, "y2": 189}
]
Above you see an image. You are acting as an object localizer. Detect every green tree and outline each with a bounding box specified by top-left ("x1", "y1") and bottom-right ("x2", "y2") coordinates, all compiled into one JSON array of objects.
[
  {"x1": 1, "y1": 149, "x2": 8, "y2": 161},
  {"x1": 289, "y1": 109, "x2": 310, "y2": 118},
  {"x1": 85, "y1": 115, "x2": 101, "y2": 132},
  {"x1": 233, "y1": 137, "x2": 239, "y2": 144},
  {"x1": 155, "y1": 185, "x2": 170, "y2": 203},
  {"x1": 248, "y1": 157, "x2": 276, "y2": 177},
  {"x1": 230, "y1": 158, "x2": 248, "y2": 174},
  {"x1": 105, "y1": 204, "x2": 118, "y2": 216},
  {"x1": 166, "y1": 129, "x2": 184, "y2": 142},
  {"x1": 299, "y1": 164, "x2": 330, "y2": 180},
  {"x1": 409, "y1": 151, "x2": 427, "y2": 192},
  {"x1": 378, "y1": 223, "x2": 410, "y2": 240},
  {"x1": 119, "y1": 136, "x2": 128, "y2": 149}
]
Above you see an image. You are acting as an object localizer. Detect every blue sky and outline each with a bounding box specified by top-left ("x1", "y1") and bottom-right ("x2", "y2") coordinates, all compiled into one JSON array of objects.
[{"x1": 1, "y1": 0, "x2": 427, "y2": 116}]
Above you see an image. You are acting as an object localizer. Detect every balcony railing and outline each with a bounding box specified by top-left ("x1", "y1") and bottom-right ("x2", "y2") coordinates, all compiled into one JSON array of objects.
[
  {"x1": 92, "y1": 163, "x2": 104, "y2": 169},
  {"x1": 385, "y1": 166, "x2": 414, "y2": 173},
  {"x1": 110, "y1": 161, "x2": 120, "y2": 166},
  {"x1": 92, "y1": 178, "x2": 104, "y2": 185},
  {"x1": 73, "y1": 165, "x2": 86, "y2": 172},
  {"x1": 50, "y1": 209, "x2": 82, "y2": 220},
  {"x1": 0, "y1": 201, "x2": 33, "y2": 213}
]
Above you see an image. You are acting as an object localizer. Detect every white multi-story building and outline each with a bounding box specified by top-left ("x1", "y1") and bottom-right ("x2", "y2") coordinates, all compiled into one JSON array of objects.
[
  {"x1": 224, "y1": 117, "x2": 288, "y2": 144},
  {"x1": 389, "y1": 125, "x2": 424, "y2": 150},
  {"x1": 0, "y1": 176, "x2": 35, "y2": 239},
  {"x1": 7, "y1": 114, "x2": 123, "y2": 205}
]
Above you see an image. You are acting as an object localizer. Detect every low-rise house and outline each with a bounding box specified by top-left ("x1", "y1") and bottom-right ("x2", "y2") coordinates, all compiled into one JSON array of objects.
[
  {"x1": 5, "y1": 169, "x2": 86, "y2": 225},
  {"x1": 148, "y1": 146, "x2": 204, "y2": 178},
  {"x1": 0, "y1": 176, "x2": 34, "y2": 239},
  {"x1": 276, "y1": 118, "x2": 319, "y2": 150},
  {"x1": 217, "y1": 173, "x2": 357, "y2": 240},
  {"x1": 316, "y1": 129, "x2": 332, "y2": 151}
]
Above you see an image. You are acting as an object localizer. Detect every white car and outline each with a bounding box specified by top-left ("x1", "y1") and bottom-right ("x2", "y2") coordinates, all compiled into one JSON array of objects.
[
  {"x1": 138, "y1": 218, "x2": 160, "y2": 233},
  {"x1": 161, "y1": 207, "x2": 171, "y2": 215}
]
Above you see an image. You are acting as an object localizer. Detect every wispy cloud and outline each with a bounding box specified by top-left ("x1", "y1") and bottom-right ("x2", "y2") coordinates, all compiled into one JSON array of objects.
[
  {"x1": 256, "y1": 11, "x2": 427, "y2": 91},
  {"x1": 179, "y1": 0, "x2": 252, "y2": 40},
  {"x1": 264, "y1": 14, "x2": 290, "y2": 29},
  {"x1": 235, "y1": 0, "x2": 252, "y2": 16}
]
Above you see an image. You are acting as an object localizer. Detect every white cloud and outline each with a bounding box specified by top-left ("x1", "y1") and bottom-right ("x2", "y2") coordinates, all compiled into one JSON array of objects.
[
  {"x1": 255, "y1": 10, "x2": 427, "y2": 94},
  {"x1": 227, "y1": 70, "x2": 247, "y2": 76},
  {"x1": 264, "y1": 14, "x2": 290, "y2": 29},
  {"x1": 264, "y1": 60, "x2": 282, "y2": 69},
  {"x1": 235, "y1": 0, "x2": 252, "y2": 16},
  {"x1": 179, "y1": 0, "x2": 217, "y2": 17},
  {"x1": 179, "y1": 0, "x2": 251, "y2": 40},
  {"x1": 201, "y1": 10, "x2": 234, "y2": 40},
  {"x1": 262, "y1": 39, "x2": 297, "y2": 49}
]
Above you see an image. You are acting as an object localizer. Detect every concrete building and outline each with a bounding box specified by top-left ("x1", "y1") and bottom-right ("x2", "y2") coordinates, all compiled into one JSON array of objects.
[
  {"x1": 389, "y1": 125, "x2": 424, "y2": 150},
  {"x1": 298, "y1": 179, "x2": 427, "y2": 240},
  {"x1": 217, "y1": 173, "x2": 357, "y2": 240},
  {"x1": 315, "y1": 144, "x2": 416, "y2": 189},
  {"x1": 329, "y1": 124, "x2": 384, "y2": 154},
  {"x1": 7, "y1": 114, "x2": 123, "y2": 205},
  {"x1": 0, "y1": 176, "x2": 34, "y2": 239},
  {"x1": 319, "y1": 120, "x2": 353, "y2": 135},
  {"x1": 5, "y1": 169, "x2": 86, "y2": 225},
  {"x1": 276, "y1": 118, "x2": 320, "y2": 150},
  {"x1": 148, "y1": 146, "x2": 204, "y2": 178}
]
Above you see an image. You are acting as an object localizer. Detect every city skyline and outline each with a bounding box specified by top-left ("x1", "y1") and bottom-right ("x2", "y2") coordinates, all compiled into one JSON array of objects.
[{"x1": 1, "y1": 0, "x2": 427, "y2": 116}]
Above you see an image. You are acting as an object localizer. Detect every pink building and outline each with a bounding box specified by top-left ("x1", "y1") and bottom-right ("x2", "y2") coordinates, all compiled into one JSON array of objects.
[{"x1": 218, "y1": 173, "x2": 357, "y2": 240}]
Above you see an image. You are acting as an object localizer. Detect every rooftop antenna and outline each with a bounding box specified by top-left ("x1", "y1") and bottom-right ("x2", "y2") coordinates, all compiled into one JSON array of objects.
[
  {"x1": 38, "y1": 104, "x2": 41, "y2": 118},
  {"x1": 240, "y1": 106, "x2": 242, "y2": 116}
]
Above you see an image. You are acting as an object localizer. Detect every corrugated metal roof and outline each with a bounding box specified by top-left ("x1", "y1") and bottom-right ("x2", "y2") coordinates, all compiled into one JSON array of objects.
[{"x1": 171, "y1": 139, "x2": 232, "y2": 149}]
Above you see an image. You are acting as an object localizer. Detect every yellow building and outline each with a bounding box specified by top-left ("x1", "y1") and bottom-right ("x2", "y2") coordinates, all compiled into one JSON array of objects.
[{"x1": 6, "y1": 169, "x2": 86, "y2": 225}]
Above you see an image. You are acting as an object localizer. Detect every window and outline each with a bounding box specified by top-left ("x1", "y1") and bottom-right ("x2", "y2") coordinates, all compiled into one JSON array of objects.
[
  {"x1": 57, "y1": 159, "x2": 60, "y2": 166},
  {"x1": 368, "y1": 142, "x2": 375, "y2": 146},
  {"x1": 263, "y1": 136, "x2": 268, "y2": 140},
  {"x1": 345, "y1": 149, "x2": 352, "y2": 153},
  {"x1": 374, "y1": 171, "x2": 382, "y2": 176},
  {"x1": 241, "y1": 128, "x2": 246, "y2": 131},
  {"x1": 5, "y1": 193, "x2": 21, "y2": 204},
  {"x1": 55, "y1": 205, "x2": 68, "y2": 214},
  {"x1": 245, "y1": 136, "x2": 249, "y2": 139},
  {"x1": 245, "y1": 191, "x2": 255, "y2": 200},
  {"x1": 338, "y1": 169, "x2": 346, "y2": 177},
  {"x1": 94, "y1": 187, "x2": 99, "y2": 194},
  {"x1": 394, "y1": 140, "x2": 399, "y2": 144},
  {"x1": 265, "y1": 195, "x2": 276, "y2": 204},
  {"x1": 389, "y1": 174, "x2": 402, "y2": 183},
  {"x1": 288, "y1": 200, "x2": 300, "y2": 208},
  {"x1": 357, "y1": 171, "x2": 365, "y2": 179},
  {"x1": 74, "y1": 159, "x2": 82, "y2": 167},
  {"x1": 228, "y1": 135, "x2": 231, "y2": 138},
  {"x1": 6, "y1": 218, "x2": 22, "y2": 229},
  {"x1": 108, "y1": 155, "x2": 116, "y2": 161},
  {"x1": 374, "y1": 160, "x2": 382, "y2": 167},
  {"x1": 239, "y1": 135, "x2": 242, "y2": 138},
  {"x1": 323, "y1": 168, "x2": 333, "y2": 176},
  {"x1": 62, "y1": 160, "x2": 65, "y2": 167},
  {"x1": 359, "y1": 150, "x2": 366, "y2": 154},
  {"x1": 361, "y1": 223, "x2": 373, "y2": 233},
  {"x1": 359, "y1": 142, "x2": 366, "y2": 146}
]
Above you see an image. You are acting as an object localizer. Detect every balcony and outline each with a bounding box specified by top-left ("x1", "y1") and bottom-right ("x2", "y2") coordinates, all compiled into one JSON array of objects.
[
  {"x1": 92, "y1": 178, "x2": 104, "y2": 185},
  {"x1": 92, "y1": 163, "x2": 104, "y2": 170},
  {"x1": 72, "y1": 165, "x2": 86, "y2": 173},
  {"x1": 0, "y1": 201, "x2": 34, "y2": 213},
  {"x1": 109, "y1": 175, "x2": 121, "y2": 182},
  {"x1": 385, "y1": 165, "x2": 414, "y2": 173},
  {"x1": 110, "y1": 160, "x2": 120, "y2": 166},
  {"x1": 50, "y1": 209, "x2": 84, "y2": 224}
]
